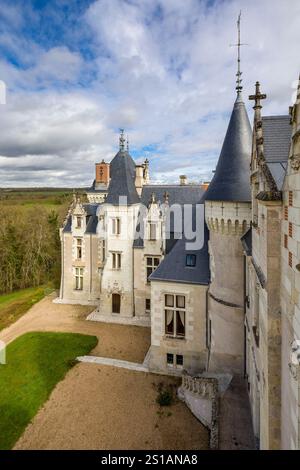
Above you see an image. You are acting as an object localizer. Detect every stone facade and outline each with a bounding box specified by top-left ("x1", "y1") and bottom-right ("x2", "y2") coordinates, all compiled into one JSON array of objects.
[
  {"x1": 244, "y1": 79, "x2": 300, "y2": 450},
  {"x1": 149, "y1": 280, "x2": 208, "y2": 375},
  {"x1": 206, "y1": 201, "x2": 251, "y2": 374},
  {"x1": 280, "y1": 80, "x2": 300, "y2": 450}
]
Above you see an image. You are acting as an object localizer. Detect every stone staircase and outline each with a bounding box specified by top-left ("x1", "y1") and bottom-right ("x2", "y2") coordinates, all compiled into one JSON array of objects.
[{"x1": 179, "y1": 373, "x2": 219, "y2": 449}]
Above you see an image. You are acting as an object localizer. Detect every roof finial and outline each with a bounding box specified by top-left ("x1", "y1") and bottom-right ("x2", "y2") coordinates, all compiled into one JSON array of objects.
[
  {"x1": 230, "y1": 11, "x2": 248, "y2": 97},
  {"x1": 249, "y1": 81, "x2": 267, "y2": 110},
  {"x1": 119, "y1": 128, "x2": 125, "y2": 151}
]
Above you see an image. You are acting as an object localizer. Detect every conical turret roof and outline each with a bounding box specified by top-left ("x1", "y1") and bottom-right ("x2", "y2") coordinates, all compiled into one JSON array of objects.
[
  {"x1": 106, "y1": 150, "x2": 140, "y2": 205},
  {"x1": 205, "y1": 94, "x2": 252, "y2": 202}
]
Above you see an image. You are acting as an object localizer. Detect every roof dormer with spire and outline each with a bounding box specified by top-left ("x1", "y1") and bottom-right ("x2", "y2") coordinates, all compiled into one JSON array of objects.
[{"x1": 106, "y1": 129, "x2": 140, "y2": 205}]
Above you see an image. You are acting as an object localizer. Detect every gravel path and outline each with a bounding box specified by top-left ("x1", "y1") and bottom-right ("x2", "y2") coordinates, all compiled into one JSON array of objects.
[
  {"x1": 14, "y1": 364, "x2": 209, "y2": 450},
  {"x1": 0, "y1": 293, "x2": 150, "y2": 363},
  {"x1": 1, "y1": 292, "x2": 209, "y2": 450}
]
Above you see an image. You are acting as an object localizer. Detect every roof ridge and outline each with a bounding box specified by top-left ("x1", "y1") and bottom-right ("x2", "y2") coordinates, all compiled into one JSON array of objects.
[{"x1": 262, "y1": 115, "x2": 290, "y2": 120}]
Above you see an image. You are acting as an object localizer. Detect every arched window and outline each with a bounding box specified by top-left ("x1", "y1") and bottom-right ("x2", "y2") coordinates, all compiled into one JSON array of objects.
[{"x1": 112, "y1": 293, "x2": 121, "y2": 314}]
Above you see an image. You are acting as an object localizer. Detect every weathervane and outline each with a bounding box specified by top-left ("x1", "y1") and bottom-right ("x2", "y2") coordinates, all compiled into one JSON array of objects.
[
  {"x1": 230, "y1": 11, "x2": 248, "y2": 95},
  {"x1": 119, "y1": 128, "x2": 125, "y2": 151}
]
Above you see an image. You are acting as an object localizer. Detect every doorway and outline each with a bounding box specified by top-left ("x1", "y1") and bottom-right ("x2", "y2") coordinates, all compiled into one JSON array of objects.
[{"x1": 112, "y1": 293, "x2": 121, "y2": 314}]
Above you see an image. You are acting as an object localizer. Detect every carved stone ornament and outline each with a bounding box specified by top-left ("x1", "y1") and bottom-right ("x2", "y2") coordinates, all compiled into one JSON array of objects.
[
  {"x1": 288, "y1": 339, "x2": 300, "y2": 379},
  {"x1": 290, "y1": 154, "x2": 300, "y2": 171},
  {"x1": 106, "y1": 281, "x2": 124, "y2": 298}
]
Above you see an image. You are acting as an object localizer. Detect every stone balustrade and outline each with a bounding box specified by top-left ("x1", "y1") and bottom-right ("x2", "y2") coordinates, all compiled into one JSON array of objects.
[{"x1": 181, "y1": 373, "x2": 219, "y2": 449}]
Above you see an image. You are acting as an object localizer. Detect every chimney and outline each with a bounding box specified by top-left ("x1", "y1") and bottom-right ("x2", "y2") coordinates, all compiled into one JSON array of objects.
[
  {"x1": 135, "y1": 165, "x2": 144, "y2": 196},
  {"x1": 179, "y1": 175, "x2": 187, "y2": 185},
  {"x1": 95, "y1": 160, "x2": 110, "y2": 187}
]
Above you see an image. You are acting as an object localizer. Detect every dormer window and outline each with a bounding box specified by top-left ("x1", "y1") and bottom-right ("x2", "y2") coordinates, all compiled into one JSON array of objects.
[
  {"x1": 186, "y1": 254, "x2": 196, "y2": 267},
  {"x1": 76, "y1": 216, "x2": 82, "y2": 229},
  {"x1": 149, "y1": 222, "x2": 157, "y2": 241}
]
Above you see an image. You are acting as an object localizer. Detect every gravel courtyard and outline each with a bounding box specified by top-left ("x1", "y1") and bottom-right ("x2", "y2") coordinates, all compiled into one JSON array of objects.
[
  {"x1": 14, "y1": 364, "x2": 209, "y2": 450},
  {"x1": 0, "y1": 293, "x2": 150, "y2": 363},
  {"x1": 1, "y1": 293, "x2": 209, "y2": 450}
]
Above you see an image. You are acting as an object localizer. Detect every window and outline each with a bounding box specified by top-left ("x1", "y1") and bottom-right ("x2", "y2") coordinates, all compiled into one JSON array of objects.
[
  {"x1": 166, "y1": 353, "x2": 184, "y2": 368},
  {"x1": 145, "y1": 298, "x2": 151, "y2": 313},
  {"x1": 112, "y1": 218, "x2": 121, "y2": 235},
  {"x1": 186, "y1": 254, "x2": 196, "y2": 267},
  {"x1": 284, "y1": 234, "x2": 288, "y2": 249},
  {"x1": 284, "y1": 206, "x2": 288, "y2": 221},
  {"x1": 149, "y1": 222, "x2": 157, "y2": 241},
  {"x1": 76, "y1": 238, "x2": 82, "y2": 259},
  {"x1": 75, "y1": 267, "x2": 83, "y2": 290},
  {"x1": 289, "y1": 191, "x2": 293, "y2": 207},
  {"x1": 146, "y1": 257, "x2": 160, "y2": 282},
  {"x1": 112, "y1": 252, "x2": 121, "y2": 269},
  {"x1": 76, "y1": 216, "x2": 82, "y2": 229},
  {"x1": 176, "y1": 355, "x2": 183, "y2": 367},
  {"x1": 112, "y1": 293, "x2": 121, "y2": 314},
  {"x1": 167, "y1": 353, "x2": 174, "y2": 366},
  {"x1": 289, "y1": 222, "x2": 293, "y2": 238},
  {"x1": 165, "y1": 294, "x2": 186, "y2": 338}
]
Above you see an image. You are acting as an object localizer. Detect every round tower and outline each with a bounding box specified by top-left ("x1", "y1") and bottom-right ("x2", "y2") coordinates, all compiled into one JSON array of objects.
[{"x1": 205, "y1": 91, "x2": 252, "y2": 374}]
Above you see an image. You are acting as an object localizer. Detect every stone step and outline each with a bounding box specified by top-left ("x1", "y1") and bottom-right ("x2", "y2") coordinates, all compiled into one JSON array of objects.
[{"x1": 77, "y1": 355, "x2": 149, "y2": 373}]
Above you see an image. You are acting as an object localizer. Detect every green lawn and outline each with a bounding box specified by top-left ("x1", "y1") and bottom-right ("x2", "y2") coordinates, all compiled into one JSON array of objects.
[
  {"x1": 0, "y1": 332, "x2": 98, "y2": 449},
  {"x1": 0, "y1": 286, "x2": 54, "y2": 332}
]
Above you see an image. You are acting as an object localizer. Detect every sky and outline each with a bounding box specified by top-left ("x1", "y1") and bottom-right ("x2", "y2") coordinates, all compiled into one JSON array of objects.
[{"x1": 0, "y1": 0, "x2": 299, "y2": 188}]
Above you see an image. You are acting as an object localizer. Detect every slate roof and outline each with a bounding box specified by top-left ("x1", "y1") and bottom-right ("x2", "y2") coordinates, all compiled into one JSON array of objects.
[
  {"x1": 241, "y1": 227, "x2": 252, "y2": 256},
  {"x1": 205, "y1": 94, "x2": 252, "y2": 202},
  {"x1": 106, "y1": 150, "x2": 140, "y2": 205},
  {"x1": 62, "y1": 203, "x2": 99, "y2": 234},
  {"x1": 85, "y1": 204, "x2": 99, "y2": 234},
  {"x1": 149, "y1": 223, "x2": 210, "y2": 285},
  {"x1": 262, "y1": 115, "x2": 291, "y2": 190},
  {"x1": 141, "y1": 185, "x2": 205, "y2": 206},
  {"x1": 133, "y1": 185, "x2": 205, "y2": 249}
]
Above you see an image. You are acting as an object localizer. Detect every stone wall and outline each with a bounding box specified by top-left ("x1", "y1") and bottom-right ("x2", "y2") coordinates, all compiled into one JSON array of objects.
[
  {"x1": 149, "y1": 280, "x2": 208, "y2": 376},
  {"x1": 205, "y1": 200, "x2": 251, "y2": 375},
  {"x1": 280, "y1": 88, "x2": 300, "y2": 449}
]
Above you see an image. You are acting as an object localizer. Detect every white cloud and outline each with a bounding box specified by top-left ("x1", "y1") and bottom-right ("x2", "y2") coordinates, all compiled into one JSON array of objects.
[{"x1": 0, "y1": 0, "x2": 299, "y2": 187}]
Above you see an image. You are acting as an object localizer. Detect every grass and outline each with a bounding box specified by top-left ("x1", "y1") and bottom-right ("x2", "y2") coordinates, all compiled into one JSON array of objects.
[
  {"x1": 0, "y1": 332, "x2": 98, "y2": 450},
  {"x1": 0, "y1": 286, "x2": 54, "y2": 332},
  {"x1": 0, "y1": 188, "x2": 83, "y2": 207}
]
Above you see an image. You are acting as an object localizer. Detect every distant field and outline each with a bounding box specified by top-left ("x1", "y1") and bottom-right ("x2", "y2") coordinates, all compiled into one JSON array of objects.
[
  {"x1": 0, "y1": 188, "x2": 86, "y2": 207},
  {"x1": 0, "y1": 286, "x2": 54, "y2": 332}
]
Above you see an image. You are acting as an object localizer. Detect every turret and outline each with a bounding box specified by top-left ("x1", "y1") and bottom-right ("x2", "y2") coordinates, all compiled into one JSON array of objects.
[{"x1": 205, "y1": 13, "x2": 252, "y2": 374}]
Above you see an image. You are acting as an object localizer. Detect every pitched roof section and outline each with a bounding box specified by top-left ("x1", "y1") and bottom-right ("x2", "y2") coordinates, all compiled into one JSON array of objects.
[
  {"x1": 262, "y1": 115, "x2": 291, "y2": 190},
  {"x1": 62, "y1": 203, "x2": 100, "y2": 234},
  {"x1": 205, "y1": 94, "x2": 252, "y2": 202},
  {"x1": 149, "y1": 223, "x2": 210, "y2": 285},
  {"x1": 106, "y1": 150, "x2": 140, "y2": 205},
  {"x1": 141, "y1": 184, "x2": 205, "y2": 206}
]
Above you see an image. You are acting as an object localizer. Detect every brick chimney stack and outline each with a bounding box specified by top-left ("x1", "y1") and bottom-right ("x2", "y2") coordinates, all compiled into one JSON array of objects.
[{"x1": 95, "y1": 160, "x2": 110, "y2": 186}]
